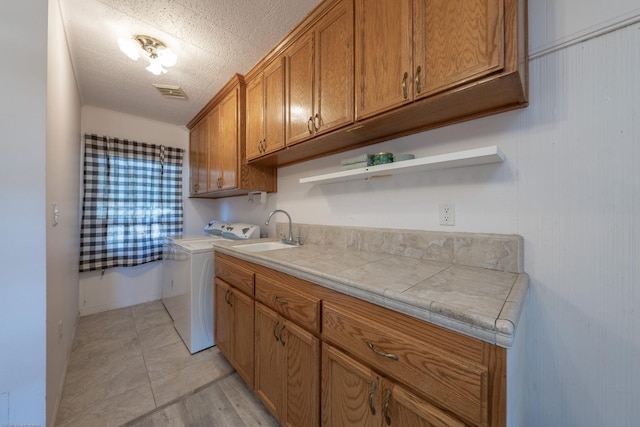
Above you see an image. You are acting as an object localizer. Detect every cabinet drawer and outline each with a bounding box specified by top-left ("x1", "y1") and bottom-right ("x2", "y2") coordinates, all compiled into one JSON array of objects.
[
  {"x1": 255, "y1": 274, "x2": 320, "y2": 333},
  {"x1": 322, "y1": 301, "x2": 489, "y2": 427},
  {"x1": 215, "y1": 255, "x2": 254, "y2": 296}
]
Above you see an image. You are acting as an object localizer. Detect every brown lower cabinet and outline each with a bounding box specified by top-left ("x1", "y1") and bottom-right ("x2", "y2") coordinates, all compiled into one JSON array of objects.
[
  {"x1": 255, "y1": 303, "x2": 320, "y2": 427},
  {"x1": 322, "y1": 343, "x2": 464, "y2": 427},
  {"x1": 214, "y1": 278, "x2": 255, "y2": 387},
  {"x1": 214, "y1": 253, "x2": 507, "y2": 427}
]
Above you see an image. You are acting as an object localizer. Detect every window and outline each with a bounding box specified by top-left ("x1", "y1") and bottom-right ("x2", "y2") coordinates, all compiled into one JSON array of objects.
[{"x1": 79, "y1": 134, "x2": 184, "y2": 272}]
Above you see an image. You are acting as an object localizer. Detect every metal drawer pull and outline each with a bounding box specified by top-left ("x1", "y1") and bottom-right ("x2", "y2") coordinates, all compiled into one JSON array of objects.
[
  {"x1": 273, "y1": 320, "x2": 280, "y2": 341},
  {"x1": 279, "y1": 324, "x2": 286, "y2": 346},
  {"x1": 366, "y1": 342, "x2": 399, "y2": 361},
  {"x1": 402, "y1": 72, "x2": 408, "y2": 99},
  {"x1": 415, "y1": 66, "x2": 422, "y2": 94},
  {"x1": 275, "y1": 296, "x2": 288, "y2": 305},
  {"x1": 225, "y1": 289, "x2": 231, "y2": 305},
  {"x1": 383, "y1": 389, "x2": 392, "y2": 425},
  {"x1": 368, "y1": 381, "x2": 377, "y2": 415}
]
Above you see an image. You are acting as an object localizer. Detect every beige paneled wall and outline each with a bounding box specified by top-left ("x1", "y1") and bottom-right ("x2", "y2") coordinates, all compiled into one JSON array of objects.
[
  {"x1": 0, "y1": 1, "x2": 48, "y2": 426},
  {"x1": 46, "y1": 0, "x2": 82, "y2": 424}
]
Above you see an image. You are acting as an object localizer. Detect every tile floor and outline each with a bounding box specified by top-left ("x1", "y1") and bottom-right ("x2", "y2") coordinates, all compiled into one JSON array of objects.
[
  {"x1": 123, "y1": 373, "x2": 279, "y2": 427},
  {"x1": 54, "y1": 300, "x2": 262, "y2": 427}
]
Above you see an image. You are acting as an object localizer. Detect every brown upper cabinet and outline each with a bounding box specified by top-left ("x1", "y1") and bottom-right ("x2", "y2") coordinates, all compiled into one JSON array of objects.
[
  {"x1": 189, "y1": 114, "x2": 209, "y2": 194},
  {"x1": 237, "y1": 0, "x2": 527, "y2": 167},
  {"x1": 200, "y1": 0, "x2": 514, "y2": 184},
  {"x1": 285, "y1": 0, "x2": 354, "y2": 147},
  {"x1": 356, "y1": 0, "x2": 504, "y2": 120},
  {"x1": 246, "y1": 58, "x2": 286, "y2": 161},
  {"x1": 187, "y1": 74, "x2": 276, "y2": 198},
  {"x1": 215, "y1": 90, "x2": 239, "y2": 191}
]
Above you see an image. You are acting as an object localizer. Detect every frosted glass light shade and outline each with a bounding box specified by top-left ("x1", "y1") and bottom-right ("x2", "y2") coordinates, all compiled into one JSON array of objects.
[
  {"x1": 146, "y1": 58, "x2": 167, "y2": 75},
  {"x1": 118, "y1": 37, "x2": 140, "y2": 60},
  {"x1": 156, "y1": 46, "x2": 177, "y2": 67},
  {"x1": 118, "y1": 35, "x2": 177, "y2": 75}
]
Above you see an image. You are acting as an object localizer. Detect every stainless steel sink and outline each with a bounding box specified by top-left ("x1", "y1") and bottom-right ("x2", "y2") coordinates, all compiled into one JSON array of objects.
[{"x1": 235, "y1": 241, "x2": 298, "y2": 252}]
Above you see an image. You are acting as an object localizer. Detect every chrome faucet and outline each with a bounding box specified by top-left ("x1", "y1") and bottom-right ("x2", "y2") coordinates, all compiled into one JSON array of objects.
[{"x1": 265, "y1": 209, "x2": 302, "y2": 246}]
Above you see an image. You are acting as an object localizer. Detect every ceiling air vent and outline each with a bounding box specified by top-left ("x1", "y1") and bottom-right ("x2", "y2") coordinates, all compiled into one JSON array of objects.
[{"x1": 152, "y1": 84, "x2": 188, "y2": 99}]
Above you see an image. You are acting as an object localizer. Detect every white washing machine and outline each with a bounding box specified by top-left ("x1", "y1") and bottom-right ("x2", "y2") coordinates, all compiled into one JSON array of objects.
[{"x1": 162, "y1": 221, "x2": 260, "y2": 353}]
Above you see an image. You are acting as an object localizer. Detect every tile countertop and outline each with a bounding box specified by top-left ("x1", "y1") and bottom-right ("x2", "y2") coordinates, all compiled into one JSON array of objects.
[{"x1": 213, "y1": 224, "x2": 528, "y2": 348}]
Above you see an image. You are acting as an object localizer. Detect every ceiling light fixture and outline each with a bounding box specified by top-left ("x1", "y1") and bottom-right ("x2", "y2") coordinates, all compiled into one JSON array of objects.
[{"x1": 118, "y1": 35, "x2": 177, "y2": 76}]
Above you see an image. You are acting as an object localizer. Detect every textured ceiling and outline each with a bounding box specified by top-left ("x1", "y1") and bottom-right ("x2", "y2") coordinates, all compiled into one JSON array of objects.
[{"x1": 58, "y1": 0, "x2": 321, "y2": 126}]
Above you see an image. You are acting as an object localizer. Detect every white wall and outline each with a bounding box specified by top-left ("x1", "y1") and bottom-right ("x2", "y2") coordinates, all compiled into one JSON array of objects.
[
  {"x1": 79, "y1": 106, "x2": 213, "y2": 315},
  {"x1": 0, "y1": 1, "x2": 48, "y2": 426},
  {"x1": 211, "y1": 8, "x2": 640, "y2": 427},
  {"x1": 529, "y1": 0, "x2": 640, "y2": 56},
  {"x1": 46, "y1": 0, "x2": 82, "y2": 424}
]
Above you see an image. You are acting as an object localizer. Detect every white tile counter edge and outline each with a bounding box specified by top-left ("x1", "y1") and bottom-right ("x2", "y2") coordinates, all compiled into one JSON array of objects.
[{"x1": 213, "y1": 240, "x2": 529, "y2": 348}]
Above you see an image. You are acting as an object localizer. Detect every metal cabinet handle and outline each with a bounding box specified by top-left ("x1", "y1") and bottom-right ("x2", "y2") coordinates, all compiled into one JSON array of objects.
[
  {"x1": 402, "y1": 72, "x2": 408, "y2": 99},
  {"x1": 368, "y1": 381, "x2": 377, "y2": 415},
  {"x1": 275, "y1": 296, "x2": 288, "y2": 305},
  {"x1": 313, "y1": 113, "x2": 320, "y2": 131},
  {"x1": 273, "y1": 319, "x2": 280, "y2": 341},
  {"x1": 257, "y1": 140, "x2": 263, "y2": 154},
  {"x1": 415, "y1": 66, "x2": 422, "y2": 94},
  {"x1": 225, "y1": 289, "x2": 232, "y2": 306},
  {"x1": 279, "y1": 323, "x2": 286, "y2": 346},
  {"x1": 193, "y1": 183, "x2": 199, "y2": 193},
  {"x1": 307, "y1": 117, "x2": 314, "y2": 134},
  {"x1": 366, "y1": 341, "x2": 399, "y2": 361},
  {"x1": 383, "y1": 389, "x2": 392, "y2": 425}
]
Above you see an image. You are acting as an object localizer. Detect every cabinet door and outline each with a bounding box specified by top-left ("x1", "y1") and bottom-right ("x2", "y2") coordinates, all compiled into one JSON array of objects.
[
  {"x1": 188, "y1": 124, "x2": 200, "y2": 194},
  {"x1": 322, "y1": 300, "x2": 489, "y2": 426},
  {"x1": 208, "y1": 106, "x2": 221, "y2": 191},
  {"x1": 255, "y1": 303, "x2": 285, "y2": 419},
  {"x1": 413, "y1": 0, "x2": 503, "y2": 99},
  {"x1": 189, "y1": 116, "x2": 209, "y2": 194},
  {"x1": 233, "y1": 288, "x2": 255, "y2": 388},
  {"x1": 218, "y1": 88, "x2": 238, "y2": 190},
  {"x1": 284, "y1": 321, "x2": 319, "y2": 427},
  {"x1": 314, "y1": 0, "x2": 354, "y2": 136},
  {"x1": 214, "y1": 278, "x2": 233, "y2": 362},
  {"x1": 285, "y1": 31, "x2": 315, "y2": 146},
  {"x1": 264, "y1": 58, "x2": 286, "y2": 155},
  {"x1": 246, "y1": 74, "x2": 264, "y2": 161},
  {"x1": 322, "y1": 343, "x2": 381, "y2": 427},
  {"x1": 383, "y1": 383, "x2": 465, "y2": 427},
  {"x1": 355, "y1": 0, "x2": 413, "y2": 120}
]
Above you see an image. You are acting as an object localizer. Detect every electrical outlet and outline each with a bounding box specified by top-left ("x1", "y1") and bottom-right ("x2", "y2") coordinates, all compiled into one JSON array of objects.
[{"x1": 439, "y1": 203, "x2": 455, "y2": 226}]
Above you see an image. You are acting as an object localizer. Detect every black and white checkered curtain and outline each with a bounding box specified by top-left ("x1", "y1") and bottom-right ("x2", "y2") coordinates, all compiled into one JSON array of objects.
[{"x1": 79, "y1": 134, "x2": 184, "y2": 272}]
